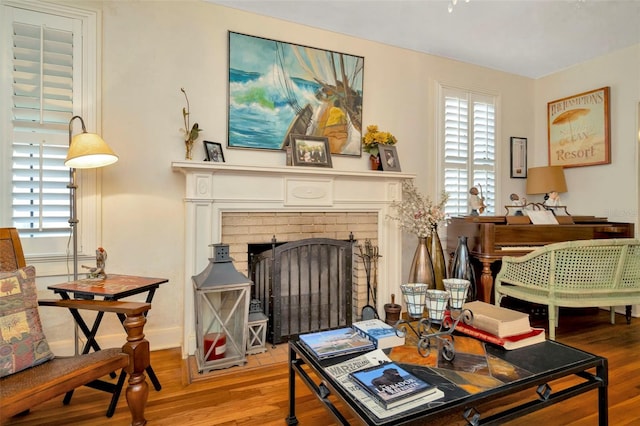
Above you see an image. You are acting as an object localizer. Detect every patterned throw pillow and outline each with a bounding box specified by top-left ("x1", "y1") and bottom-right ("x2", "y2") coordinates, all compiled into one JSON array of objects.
[{"x1": 0, "y1": 265, "x2": 54, "y2": 378}]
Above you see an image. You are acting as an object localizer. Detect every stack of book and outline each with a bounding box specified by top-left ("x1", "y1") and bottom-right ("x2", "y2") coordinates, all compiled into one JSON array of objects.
[
  {"x1": 348, "y1": 362, "x2": 442, "y2": 409},
  {"x1": 453, "y1": 301, "x2": 545, "y2": 350},
  {"x1": 324, "y1": 350, "x2": 444, "y2": 418},
  {"x1": 299, "y1": 319, "x2": 406, "y2": 360}
]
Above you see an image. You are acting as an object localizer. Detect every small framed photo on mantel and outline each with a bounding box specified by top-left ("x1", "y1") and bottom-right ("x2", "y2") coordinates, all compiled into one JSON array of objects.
[
  {"x1": 290, "y1": 134, "x2": 333, "y2": 168},
  {"x1": 204, "y1": 141, "x2": 225, "y2": 162},
  {"x1": 379, "y1": 144, "x2": 401, "y2": 172}
]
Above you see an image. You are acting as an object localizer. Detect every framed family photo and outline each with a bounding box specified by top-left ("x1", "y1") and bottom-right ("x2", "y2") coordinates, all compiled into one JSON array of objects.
[
  {"x1": 204, "y1": 141, "x2": 225, "y2": 162},
  {"x1": 379, "y1": 145, "x2": 401, "y2": 172},
  {"x1": 227, "y1": 31, "x2": 364, "y2": 156},
  {"x1": 547, "y1": 86, "x2": 610, "y2": 168},
  {"x1": 290, "y1": 135, "x2": 332, "y2": 168},
  {"x1": 510, "y1": 137, "x2": 527, "y2": 178}
]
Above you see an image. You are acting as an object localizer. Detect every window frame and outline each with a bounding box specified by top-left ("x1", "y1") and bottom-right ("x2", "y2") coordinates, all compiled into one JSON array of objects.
[
  {"x1": 0, "y1": 0, "x2": 102, "y2": 275},
  {"x1": 436, "y1": 82, "x2": 500, "y2": 218}
]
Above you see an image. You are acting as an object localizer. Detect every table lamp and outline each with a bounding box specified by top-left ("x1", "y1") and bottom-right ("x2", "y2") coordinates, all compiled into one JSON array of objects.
[
  {"x1": 526, "y1": 165, "x2": 567, "y2": 206},
  {"x1": 66, "y1": 115, "x2": 118, "y2": 281}
]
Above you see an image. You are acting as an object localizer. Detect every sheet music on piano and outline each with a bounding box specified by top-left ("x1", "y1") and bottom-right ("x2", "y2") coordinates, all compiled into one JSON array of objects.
[{"x1": 527, "y1": 210, "x2": 559, "y2": 225}]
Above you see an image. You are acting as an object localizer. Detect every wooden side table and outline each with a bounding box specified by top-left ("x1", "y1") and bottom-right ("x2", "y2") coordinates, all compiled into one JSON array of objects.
[{"x1": 48, "y1": 274, "x2": 168, "y2": 417}]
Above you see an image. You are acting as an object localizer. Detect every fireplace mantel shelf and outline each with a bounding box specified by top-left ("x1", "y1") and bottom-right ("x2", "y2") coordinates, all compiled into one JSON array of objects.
[{"x1": 172, "y1": 161, "x2": 415, "y2": 180}]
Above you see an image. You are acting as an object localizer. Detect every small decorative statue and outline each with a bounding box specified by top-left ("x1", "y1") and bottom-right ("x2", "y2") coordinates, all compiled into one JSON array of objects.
[
  {"x1": 545, "y1": 191, "x2": 561, "y2": 207},
  {"x1": 510, "y1": 193, "x2": 526, "y2": 216},
  {"x1": 469, "y1": 185, "x2": 486, "y2": 216},
  {"x1": 82, "y1": 247, "x2": 108, "y2": 279}
]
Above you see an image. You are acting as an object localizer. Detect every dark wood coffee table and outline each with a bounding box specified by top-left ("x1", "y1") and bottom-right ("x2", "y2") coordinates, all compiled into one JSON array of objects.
[{"x1": 287, "y1": 338, "x2": 607, "y2": 425}]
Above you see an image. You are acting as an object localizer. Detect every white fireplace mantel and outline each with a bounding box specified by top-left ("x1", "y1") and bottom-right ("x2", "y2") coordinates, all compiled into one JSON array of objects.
[{"x1": 172, "y1": 161, "x2": 415, "y2": 356}]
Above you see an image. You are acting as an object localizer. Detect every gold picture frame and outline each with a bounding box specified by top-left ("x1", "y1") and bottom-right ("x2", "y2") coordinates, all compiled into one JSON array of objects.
[{"x1": 547, "y1": 86, "x2": 610, "y2": 168}]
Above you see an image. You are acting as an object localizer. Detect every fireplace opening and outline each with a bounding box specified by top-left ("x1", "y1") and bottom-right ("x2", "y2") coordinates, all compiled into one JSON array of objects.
[{"x1": 248, "y1": 234, "x2": 355, "y2": 344}]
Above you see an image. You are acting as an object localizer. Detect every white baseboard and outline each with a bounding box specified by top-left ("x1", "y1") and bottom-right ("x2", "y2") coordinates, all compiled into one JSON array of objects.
[{"x1": 47, "y1": 326, "x2": 183, "y2": 356}]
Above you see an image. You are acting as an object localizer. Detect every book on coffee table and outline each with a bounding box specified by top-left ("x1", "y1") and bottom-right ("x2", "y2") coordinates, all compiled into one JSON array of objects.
[
  {"x1": 454, "y1": 320, "x2": 546, "y2": 350},
  {"x1": 299, "y1": 327, "x2": 375, "y2": 359},
  {"x1": 349, "y1": 362, "x2": 441, "y2": 409},
  {"x1": 463, "y1": 301, "x2": 532, "y2": 337},
  {"x1": 352, "y1": 318, "x2": 405, "y2": 350}
]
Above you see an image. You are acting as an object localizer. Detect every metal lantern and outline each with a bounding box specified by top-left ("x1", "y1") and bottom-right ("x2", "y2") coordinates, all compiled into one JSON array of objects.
[{"x1": 192, "y1": 244, "x2": 252, "y2": 372}]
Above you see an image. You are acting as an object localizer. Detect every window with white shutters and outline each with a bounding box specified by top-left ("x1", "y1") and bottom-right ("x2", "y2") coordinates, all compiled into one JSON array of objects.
[
  {"x1": 1, "y1": 2, "x2": 99, "y2": 260},
  {"x1": 440, "y1": 86, "x2": 496, "y2": 217}
]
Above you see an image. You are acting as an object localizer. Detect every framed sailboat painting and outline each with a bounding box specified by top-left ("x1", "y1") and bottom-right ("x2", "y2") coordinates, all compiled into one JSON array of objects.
[{"x1": 227, "y1": 31, "x2": 364, "y2": 156}]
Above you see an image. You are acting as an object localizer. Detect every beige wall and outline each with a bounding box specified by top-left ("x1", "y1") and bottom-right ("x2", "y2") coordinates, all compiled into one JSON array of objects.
[
  {"x1": 39, "y1": 1, "x2": 637, "y2": 353},
  {"x1": 533, "y1": 45, "x2": 640, "y2": 224}
]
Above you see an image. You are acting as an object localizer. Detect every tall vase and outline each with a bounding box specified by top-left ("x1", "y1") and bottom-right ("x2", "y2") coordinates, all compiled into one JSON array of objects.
[
  {"x1": 408, "y1": 237, "x2": 435, "y2": 289},
  {"x1": 450, "y1": 235, "x2": 476, "y2": 301},
  {"x1": 428, "y1": 226, "x2": 447, "y2": 291}
]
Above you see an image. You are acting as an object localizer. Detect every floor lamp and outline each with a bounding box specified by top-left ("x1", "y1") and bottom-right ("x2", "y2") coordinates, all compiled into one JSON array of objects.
[{"x1": 65, "y1": 115, "x2": 118, "y2": 282}]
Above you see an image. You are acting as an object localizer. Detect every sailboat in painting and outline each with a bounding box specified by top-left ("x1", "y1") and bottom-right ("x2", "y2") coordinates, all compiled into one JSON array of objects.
[{"x1": 228, "y1": 32, "x2": 364, "y2": 156}]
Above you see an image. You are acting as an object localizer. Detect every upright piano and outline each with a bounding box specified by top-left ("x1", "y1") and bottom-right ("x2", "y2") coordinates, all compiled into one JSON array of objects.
[{"x1": 446, "y1": 216, "x2": 635, "y2": 303}]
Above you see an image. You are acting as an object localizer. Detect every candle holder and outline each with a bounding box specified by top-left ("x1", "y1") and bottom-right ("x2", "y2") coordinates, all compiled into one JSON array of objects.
[
  {"x1": 394, "y1": 282, "x2": 473, "y2": 361},
  {"x1": 394, "y1": 283, "x2": 428, "y2": 339},
  {"x1": 443, "y1": 278, "x2": 471, "y2": 309}
]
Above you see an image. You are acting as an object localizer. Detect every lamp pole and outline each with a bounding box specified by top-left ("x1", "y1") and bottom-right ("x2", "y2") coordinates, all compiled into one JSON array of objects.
[
  {"x1": 67, "y1": 116, "x2": 86, "y2": 281},
  {"x1": 65, "y1": 115, "x2": 118, "y2": 354}
]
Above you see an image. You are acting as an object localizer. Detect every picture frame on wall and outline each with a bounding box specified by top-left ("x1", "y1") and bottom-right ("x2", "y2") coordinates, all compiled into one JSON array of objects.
[
  {"x1": 204, "y1": 141, "x2": 225, "y2": 162},
  {"x1": 547, "y1": 86, "x2": 610, "y2": 168},
  {"x1": 227, "y1": 31, "x2": 364, "y2": 157},
  {"x1": 290, "y1": 134, "x2": 333, "y2": 168},
  {"x1": 379, "y1": 145, "x2": 401, "y2": 172},
  {"x1": 510, "y1": 137, "x2": 527, "y2": 178}
]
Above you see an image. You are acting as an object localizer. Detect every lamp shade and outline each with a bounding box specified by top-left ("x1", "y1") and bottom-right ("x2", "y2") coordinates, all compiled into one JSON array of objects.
[
  {"x1": 65, "y1": 132, "x2": 119, "y2": 169},
  {"x1": 526, "y1": 166, "x2": 567, "y2": 195}
]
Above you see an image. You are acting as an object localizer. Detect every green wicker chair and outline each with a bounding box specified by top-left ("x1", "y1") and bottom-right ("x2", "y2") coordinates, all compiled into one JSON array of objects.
[{"x1": 495, "y1": 238, "x2": 640, "y2": 340}]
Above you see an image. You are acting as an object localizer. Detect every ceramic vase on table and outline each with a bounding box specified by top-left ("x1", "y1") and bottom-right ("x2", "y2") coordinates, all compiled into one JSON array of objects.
[
  {"x1": 450, "y1": 235, "x2": 476, "y2": 301},
  {"x1": 428, "y1": 225, "x2": 447, "y2": 291},
  {"x1": 408, "y1": 237, "x2": 436, "y2": 290}
]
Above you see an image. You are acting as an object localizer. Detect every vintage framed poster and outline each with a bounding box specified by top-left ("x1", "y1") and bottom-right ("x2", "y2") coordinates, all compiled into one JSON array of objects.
[
  {"x1": 547, "y1": 86, "x2": 610, "y2": 168},
  {"x1": 509, "y1": 137, "x2": 527, "y2": 178},
  {"x1": 227, "y1": 32, "x2": 364, "y2": 156}
]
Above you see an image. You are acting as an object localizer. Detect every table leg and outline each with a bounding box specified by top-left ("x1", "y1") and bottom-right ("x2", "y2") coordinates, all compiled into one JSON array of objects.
[
  {"x1": 116, "y1": 312, "x2": 162, "y2": 391},
  {"x1": 598, "y1": 359, "x2": 609, "y2": 426},
  {"x1": 286, "y1": 345, "x2": 299, "y2": 425}
]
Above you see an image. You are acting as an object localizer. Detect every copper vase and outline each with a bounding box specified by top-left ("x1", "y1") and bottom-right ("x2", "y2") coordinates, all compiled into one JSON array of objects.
[{"x1": 408, "y1": 237, "x2": 435, "y2": 289}]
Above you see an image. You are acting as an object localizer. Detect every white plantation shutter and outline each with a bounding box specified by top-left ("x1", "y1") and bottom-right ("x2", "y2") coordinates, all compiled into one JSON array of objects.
[
  {"x1": 442, "y1": 86, "x2": 496, "y2": 217},
  {"x1": 1, "y1": 3, "x2": 98, "y2": 260},
  {"x1": 12, "y1": 20, "x2": 75, "y2": 237}
]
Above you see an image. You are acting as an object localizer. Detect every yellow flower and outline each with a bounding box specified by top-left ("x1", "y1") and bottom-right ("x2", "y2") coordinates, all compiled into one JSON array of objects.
[{"x1": 362, "y1": 124, "x2": 397, "y2": 155}]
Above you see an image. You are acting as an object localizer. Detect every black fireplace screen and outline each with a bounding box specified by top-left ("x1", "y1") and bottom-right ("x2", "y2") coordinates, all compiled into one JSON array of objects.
[{"x1": 249, "y1": 236, "x2": 354, "y2": 344}]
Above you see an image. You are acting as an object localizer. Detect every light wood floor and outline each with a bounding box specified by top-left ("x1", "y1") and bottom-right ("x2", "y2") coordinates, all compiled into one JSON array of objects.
[{"x1": 4, "y1": 309, "x2": 640, "y2": 426}]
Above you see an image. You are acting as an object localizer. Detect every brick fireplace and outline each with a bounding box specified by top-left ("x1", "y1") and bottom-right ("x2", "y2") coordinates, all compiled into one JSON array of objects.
[{"x1": 173, "y1": 162, "x2": 414, "y2": 357}]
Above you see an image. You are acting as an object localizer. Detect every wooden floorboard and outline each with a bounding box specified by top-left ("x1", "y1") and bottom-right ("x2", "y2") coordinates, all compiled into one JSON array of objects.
[{"x1": 3, "y1": 309, "x2": 639, "y2": 425}]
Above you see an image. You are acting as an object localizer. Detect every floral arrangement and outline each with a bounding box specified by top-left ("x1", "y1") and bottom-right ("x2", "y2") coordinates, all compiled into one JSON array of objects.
[
  {"x1": 362, "y1": 124, "x2": 397, "y2": 156},
  {"x1": 388, "y1": 180, "x2": 450, "y2": 238},
  {"x1": 180, "y1": 87, "x2": 203, "y2": 159}
]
